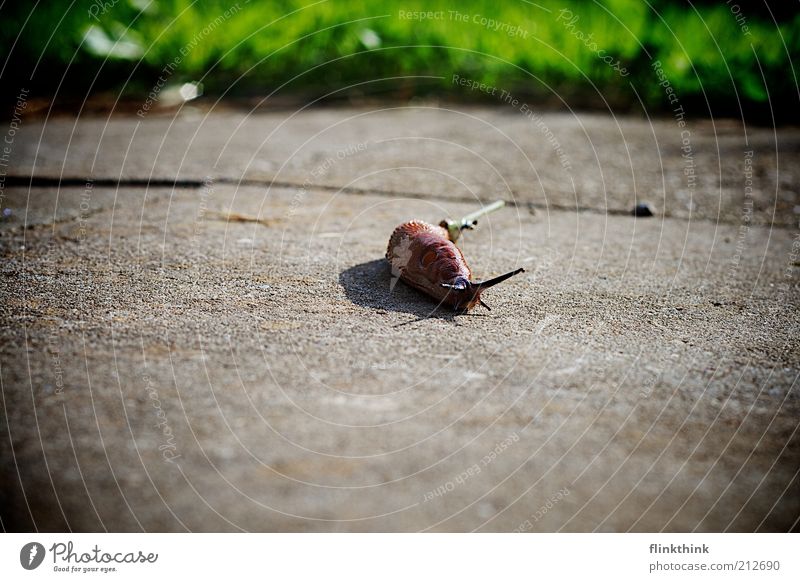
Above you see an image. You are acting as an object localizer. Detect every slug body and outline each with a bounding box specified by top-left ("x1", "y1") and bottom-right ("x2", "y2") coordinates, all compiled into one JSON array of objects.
[{"x1": 386, "y1": 220, "x2": 523, "y2": 311}]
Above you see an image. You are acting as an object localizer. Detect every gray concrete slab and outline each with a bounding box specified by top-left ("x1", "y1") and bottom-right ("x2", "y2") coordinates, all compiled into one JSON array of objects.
[
  {"x1": 1, "y1": 177, "x2": 798, "y2": 532},
  {"x1": 6, "y1": 106, "x2": 799, "y2": 226}
]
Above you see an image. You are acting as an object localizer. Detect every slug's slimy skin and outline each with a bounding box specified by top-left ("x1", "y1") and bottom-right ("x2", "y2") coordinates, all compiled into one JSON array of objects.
[{"x1": 386, "y1": 220, "x2": 523, "y2": 311}]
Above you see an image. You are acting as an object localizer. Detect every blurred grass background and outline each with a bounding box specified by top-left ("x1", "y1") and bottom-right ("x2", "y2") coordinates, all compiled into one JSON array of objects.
[{"x1": 1, "y1": 0, "x2": 798, "y2": 120}]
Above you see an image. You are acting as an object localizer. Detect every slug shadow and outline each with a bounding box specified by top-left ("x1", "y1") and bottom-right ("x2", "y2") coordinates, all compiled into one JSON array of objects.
[{"x1": 339, "y1": 259, "x2": 488, "y2": 323}]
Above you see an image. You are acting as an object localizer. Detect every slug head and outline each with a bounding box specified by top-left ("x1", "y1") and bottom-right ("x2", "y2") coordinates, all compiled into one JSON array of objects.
[{"x1": 441, "y1": 268, "x2": 525, "y2": 311}]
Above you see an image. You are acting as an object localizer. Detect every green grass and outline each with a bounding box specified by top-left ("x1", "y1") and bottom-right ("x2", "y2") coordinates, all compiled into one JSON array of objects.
[{"x1": 2, "y1": 0, "x2": 798, "y2": 117}]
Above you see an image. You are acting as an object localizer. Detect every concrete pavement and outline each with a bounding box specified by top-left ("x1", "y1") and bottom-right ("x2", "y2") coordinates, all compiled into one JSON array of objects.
[{"x1": 1, "y1": 105, "x2": 798, "y2": 531}]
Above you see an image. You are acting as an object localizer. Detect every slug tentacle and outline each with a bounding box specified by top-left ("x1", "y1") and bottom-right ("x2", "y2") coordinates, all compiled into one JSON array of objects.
[{"x1": 386, "y1": 218, "x2": 523, "y2": 312}]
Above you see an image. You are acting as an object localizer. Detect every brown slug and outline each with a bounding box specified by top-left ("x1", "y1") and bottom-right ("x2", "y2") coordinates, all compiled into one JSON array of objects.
[{"x1": 386, "y1": 219, "x2": 524, "y2": 311}]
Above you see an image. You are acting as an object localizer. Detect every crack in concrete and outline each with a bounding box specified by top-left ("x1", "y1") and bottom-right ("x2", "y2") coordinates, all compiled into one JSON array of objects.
[{"x1": 3, "y1": 175, "x2": 792, "y2": 228}]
